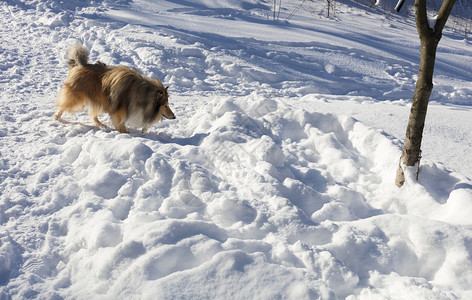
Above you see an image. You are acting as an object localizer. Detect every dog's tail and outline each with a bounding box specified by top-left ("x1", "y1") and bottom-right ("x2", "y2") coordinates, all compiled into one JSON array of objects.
[{"x1": 67, "y1": 43, "x2": 89, "y2": 68}]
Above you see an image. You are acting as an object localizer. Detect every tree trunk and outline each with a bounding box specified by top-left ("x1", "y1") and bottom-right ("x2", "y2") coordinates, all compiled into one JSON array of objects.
[{"x1": 395, "y1": 0, "x2": 457, "y2": 187}]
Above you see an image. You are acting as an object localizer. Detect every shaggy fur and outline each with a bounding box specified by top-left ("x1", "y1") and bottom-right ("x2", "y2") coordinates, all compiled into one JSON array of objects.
[{"x1": 55, "y1": 44, "x2": 175, "y2": 133}]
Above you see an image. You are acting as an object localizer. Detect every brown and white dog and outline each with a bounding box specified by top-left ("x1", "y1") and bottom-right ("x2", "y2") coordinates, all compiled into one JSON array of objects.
[{"x1": 54, "y1": 44, "x2": 175, "y2": 133}]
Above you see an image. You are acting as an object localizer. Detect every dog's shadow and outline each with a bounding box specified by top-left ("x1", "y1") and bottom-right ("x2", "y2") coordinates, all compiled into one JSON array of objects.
[
  {"x1": 55, "y1": 118, "x2": 208, "y2": 146},
  {"x1": 55, "y1": 118, "x2": 108, "y2": 133},
  {"x1": 138, "y1": 131, "x2": 209, "y2": 147}
]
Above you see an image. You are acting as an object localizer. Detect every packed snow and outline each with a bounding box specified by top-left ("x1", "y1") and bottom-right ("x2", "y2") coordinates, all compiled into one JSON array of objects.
[{"x1": 1, "y1": 0, "x2": 472, "y2": 299}]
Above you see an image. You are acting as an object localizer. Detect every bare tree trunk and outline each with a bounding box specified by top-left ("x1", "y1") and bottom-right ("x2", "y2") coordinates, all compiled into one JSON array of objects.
[{"x1": 395, "y1": 0, "x2": 457, "y2": 187}]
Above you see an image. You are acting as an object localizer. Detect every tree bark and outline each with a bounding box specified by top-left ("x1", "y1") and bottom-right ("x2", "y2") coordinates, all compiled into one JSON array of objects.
[{"x1": 395, "y1": 0, "x2": 456, "y2": 187}]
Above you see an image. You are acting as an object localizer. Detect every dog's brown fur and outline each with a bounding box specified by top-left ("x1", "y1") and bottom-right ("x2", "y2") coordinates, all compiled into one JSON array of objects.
[{"x1": 55, "y1": 44, "x2": 175, "y2": 133}]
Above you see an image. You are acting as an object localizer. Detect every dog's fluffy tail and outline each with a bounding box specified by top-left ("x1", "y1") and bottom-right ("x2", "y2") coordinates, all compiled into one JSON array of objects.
[{"x1": 67, "y1": 44, "x2": 89, "y2": 68}]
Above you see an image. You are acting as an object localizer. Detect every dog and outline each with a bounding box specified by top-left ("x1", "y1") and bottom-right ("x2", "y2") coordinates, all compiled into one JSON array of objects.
[{"x1": 54, "y1": 44, "x2": 175, "y2": 133}]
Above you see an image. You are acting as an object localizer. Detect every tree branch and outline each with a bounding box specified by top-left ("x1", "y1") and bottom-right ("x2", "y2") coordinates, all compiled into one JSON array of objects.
[
  {"x1": 435, "y1": 0, "x2": 457, "y2": 34},
  {"x1": 415, "y1": 0, "x2": 431, "y2": 38}
]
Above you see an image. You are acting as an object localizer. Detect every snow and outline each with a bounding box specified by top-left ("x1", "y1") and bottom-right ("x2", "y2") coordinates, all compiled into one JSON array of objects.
[
  {"x1": 428, "y1": 15, "x2": 438, "y2": 31},
  {"x1": 1, "y1": 0, "x2": 472, "y2": 299}
]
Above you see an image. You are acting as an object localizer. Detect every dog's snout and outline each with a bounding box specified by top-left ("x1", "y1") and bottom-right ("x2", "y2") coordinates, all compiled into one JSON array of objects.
[{"x1": 162, "y1": 112, "x2": 175, "y2": 120}]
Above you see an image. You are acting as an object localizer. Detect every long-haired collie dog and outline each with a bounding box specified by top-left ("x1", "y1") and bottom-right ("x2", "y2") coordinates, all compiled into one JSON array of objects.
[{"x1": 54, "y1": 44, "x2": 175, "y2": 133}]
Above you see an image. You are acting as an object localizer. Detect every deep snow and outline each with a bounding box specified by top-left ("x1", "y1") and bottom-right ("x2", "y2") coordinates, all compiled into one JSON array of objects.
[{"x1": 1, "y1": 0, "x2": 472, "y2": 299}]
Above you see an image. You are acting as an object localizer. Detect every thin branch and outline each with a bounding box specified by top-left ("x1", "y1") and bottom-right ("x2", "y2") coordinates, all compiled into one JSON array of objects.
[
  {"x1": 435, "y1": 0, "x2": 458, "y2": 33},
  {"x1": 277, "y1": 0, "x2": 282, "y2": 20},
  {"x1": 285, "y1": 0, "x2": 306, "y2": 22},
  {"x1": 273, "y1": 0, "x2": 276, "y2": 20}
]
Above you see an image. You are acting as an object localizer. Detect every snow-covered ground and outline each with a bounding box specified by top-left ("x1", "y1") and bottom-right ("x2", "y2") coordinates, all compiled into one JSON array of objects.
[{"x1": 1, "y1": 0, "x2": 472, "y2": 298}]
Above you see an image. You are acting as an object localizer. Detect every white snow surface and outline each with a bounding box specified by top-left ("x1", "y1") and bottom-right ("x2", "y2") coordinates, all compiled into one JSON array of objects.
[{"x1": 1, "y1": 0, "x2": 472, "y2": 299}]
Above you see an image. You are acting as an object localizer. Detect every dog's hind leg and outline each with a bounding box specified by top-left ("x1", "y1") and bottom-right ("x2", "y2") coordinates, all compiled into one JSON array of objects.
[
  {"x1": 110, "y1": 107, "x2": 129, "y2": 133},
  {"x1": 89, "y1": 109, "x2": 106, "y2": 128},
  {"x1": 54, "y1": 108, "x2": 65, "y2": 120},
  {"x1": 93, "y1": 116, "x2": 105, "y2": 128},
  {"x1": 54, "y1": 86, "x2": 86, "y2": 120}
]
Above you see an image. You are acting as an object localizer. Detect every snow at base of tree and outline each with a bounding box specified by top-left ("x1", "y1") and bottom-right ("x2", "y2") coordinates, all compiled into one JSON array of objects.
[{"x1": 1, "y1": 0, "x2": 472, "y2": 299}]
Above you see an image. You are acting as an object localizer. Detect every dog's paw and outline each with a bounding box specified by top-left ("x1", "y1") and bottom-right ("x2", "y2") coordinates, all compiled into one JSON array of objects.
[
  {"x1": 93, "y1": 117, "x2": 106, "y2": 128},
  {"x1": 94, "y1": 122, "x2": 106, "y2": 128},
  {"x1": 54, "y1": 110, "x2": 64, "y2": 120},
  {"x1": 118, "y1": 127, "x2": 130, "y2": 134}
]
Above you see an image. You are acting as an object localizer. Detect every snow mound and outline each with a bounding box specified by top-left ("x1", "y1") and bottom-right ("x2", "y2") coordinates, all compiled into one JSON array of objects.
[{"x1": 2, "y1": 94, "x2": 472, "y2": 298}]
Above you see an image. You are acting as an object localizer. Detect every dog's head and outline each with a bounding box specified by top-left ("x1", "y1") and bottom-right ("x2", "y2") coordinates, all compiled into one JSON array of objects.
[{"x1": 156, "y1": 86, "x2": 175, "y2": 120}]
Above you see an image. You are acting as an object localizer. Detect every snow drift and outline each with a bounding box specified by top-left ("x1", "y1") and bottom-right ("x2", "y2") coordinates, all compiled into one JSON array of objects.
[{"x1": 2, "y1": 94, "x2": 472, "y2": 298}]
